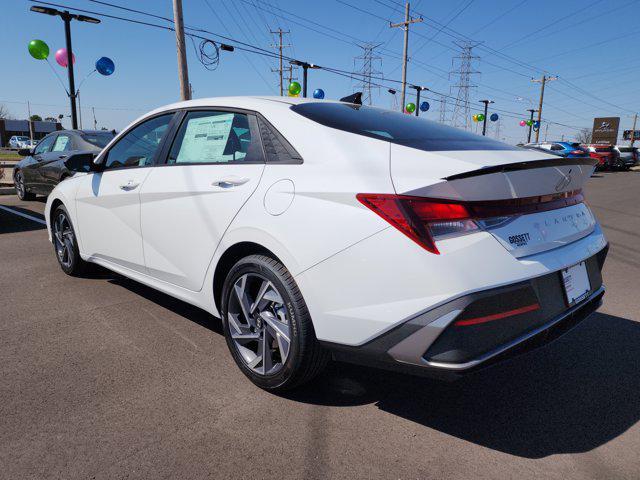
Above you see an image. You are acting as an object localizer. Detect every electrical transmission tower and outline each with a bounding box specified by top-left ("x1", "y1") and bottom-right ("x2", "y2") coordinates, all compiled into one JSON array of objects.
[
  {"x1": 449, "y1": 41, "x2": 480, "y2": 130},
  {"x1": 439, "y1": 97, "x2": 447, "y2": 123},
  {"x1": 270, "y1": 29, "x2": 296, "y2": 96},
  {"x1": 353, "y1": 43, "x2": 383, "y2": 105}
]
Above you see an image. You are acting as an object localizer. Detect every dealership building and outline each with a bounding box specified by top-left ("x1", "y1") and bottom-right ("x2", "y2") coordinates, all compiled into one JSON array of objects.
[{"x1": 0, "y1": 119, "x2": 62, "y2": 147}]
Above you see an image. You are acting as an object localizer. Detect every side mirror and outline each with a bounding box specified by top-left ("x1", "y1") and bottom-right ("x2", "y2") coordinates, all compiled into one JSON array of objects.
[
  {"x1": 18, "y1": 148, "x2": 33, "y2": 156},
  {"x1": 64, "y1": 152, "x2": 102, "y2": 173}
]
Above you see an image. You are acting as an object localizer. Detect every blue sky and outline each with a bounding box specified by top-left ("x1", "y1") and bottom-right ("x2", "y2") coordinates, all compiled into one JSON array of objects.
[{"x1": 1, "y1": 0, "x2": 639, "y2": 144}]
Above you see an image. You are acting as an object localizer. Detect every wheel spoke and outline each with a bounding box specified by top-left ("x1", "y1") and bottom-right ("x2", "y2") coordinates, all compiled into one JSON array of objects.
[
  {"x1": 250, "y1": 280, "x2": 271, "y2": 314},
  {"x1": 233, "y1": 275, "x2": 253, "y2": 325},
  {"x1": 261, "y1": 330, "x2": 273, "y2": 374}
]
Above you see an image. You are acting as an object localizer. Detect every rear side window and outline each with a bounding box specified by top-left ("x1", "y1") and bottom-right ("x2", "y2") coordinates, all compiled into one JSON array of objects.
[
  {"x1": 52, "y1": 134, "x2": 72, "y2": 152},
  {"x1": 167, "y1": 111, "x2": 264, "y2": 164},
  {"x1": 82, "y1": 133, "x2": 115, "y2": 148},
  {"x1": 290, "y1": 102, "x2": 517, "y2": 151}
]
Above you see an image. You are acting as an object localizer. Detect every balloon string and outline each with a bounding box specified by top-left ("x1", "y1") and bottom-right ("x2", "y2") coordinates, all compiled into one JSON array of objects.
[
  {"x1": 45, "y1": 58, "x2": 70, "y2": 97},
  {"x1": 76, "y1": 69, "x2": 97, "y2": 94}
]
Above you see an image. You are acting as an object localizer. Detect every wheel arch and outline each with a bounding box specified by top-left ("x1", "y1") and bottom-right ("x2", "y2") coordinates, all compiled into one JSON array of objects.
[{"x1": 212, "y1": 241, "x2": 283, "y2": 314}]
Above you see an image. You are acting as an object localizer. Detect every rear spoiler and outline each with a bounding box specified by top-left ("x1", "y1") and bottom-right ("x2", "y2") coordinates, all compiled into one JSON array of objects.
[{"x1": 444, "y1": 157, "x2": 598, "y2": 181}]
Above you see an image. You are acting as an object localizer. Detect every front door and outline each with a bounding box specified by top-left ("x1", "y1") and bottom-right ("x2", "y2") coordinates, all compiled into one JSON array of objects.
[
  {"x1": 24, "y1": 133, "x2": 56, "y2": 193},
  {"x1": 41, "y1": 133, "x2": 73, "y2": 193},
  {"x1": 74, "y1": 113, "x2": 175, "y2": 273},
  {"x1": 140, "y1": 110, "x2": 265, "y2": 291}
]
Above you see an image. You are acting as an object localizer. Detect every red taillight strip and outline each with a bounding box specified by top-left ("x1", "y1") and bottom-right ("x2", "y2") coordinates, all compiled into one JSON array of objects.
[
  {"x1": 454, "y1": 303, "x2": 540, "y2": 327},
  {"x1": 464, "y1": 189, "x2": 583, "y2": 218}
]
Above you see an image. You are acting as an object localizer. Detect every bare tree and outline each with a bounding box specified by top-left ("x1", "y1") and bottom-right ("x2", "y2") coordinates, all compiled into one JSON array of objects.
[
  {"x1": 575, "y1": 128, "x2": 592, "y2": 144},
  {"x1": 0, "y1": 103, "x2": 11, "y2": 119}
]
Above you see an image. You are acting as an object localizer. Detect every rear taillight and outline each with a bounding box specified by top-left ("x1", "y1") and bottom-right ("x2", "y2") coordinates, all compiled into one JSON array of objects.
[
  {"x1": 357, "y1": 190, "x2": 584, "y2": 255},
  {"x1": 570, "y1": 150, "x2": 585, "y2": 156}
]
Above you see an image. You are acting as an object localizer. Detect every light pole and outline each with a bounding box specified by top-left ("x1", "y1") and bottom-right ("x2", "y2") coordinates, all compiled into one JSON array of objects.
[
  {"x1": 526, "y1": 108, "x2": 538, "y2": 143},
  {"x1": 30, "y1": 5, "x2": 100, "y2": 129},
  {"x1": 289, "y1": 60, "x2": 320, "y2": 98},
  {"x1": 479, "y1": 99, "x2": 494, "y2": 136},
  {"x1": 410, "y1": 85, "x2": 428, "y2": 116}
]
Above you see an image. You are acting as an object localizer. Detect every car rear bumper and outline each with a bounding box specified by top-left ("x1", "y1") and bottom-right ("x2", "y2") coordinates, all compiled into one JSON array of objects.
[{"x1": 322, "y1": 245, "x2": 608, "y2": 379}]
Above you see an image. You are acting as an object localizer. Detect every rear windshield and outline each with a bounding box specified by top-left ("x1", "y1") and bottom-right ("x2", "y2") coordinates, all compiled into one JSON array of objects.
[
  {"x1": 617, "y1": 146, "x2": 634, "y2": 152},
  {"x1": 82, "y1": 132, "x2": 114, "y2": 148},
  {"x1": 290, "y1": 102, "x2": 517, "y2": 151},
  {"x1": 594, "y1": 146, "x2": 613, "y2": 151},
  {"x1": 17, "y1": 136, "x2": 29, "y2": 141}
]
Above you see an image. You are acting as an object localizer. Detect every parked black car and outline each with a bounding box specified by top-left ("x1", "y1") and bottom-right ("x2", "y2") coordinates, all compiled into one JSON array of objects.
[{"x1": 13, "y1": 129, "x2": 115, "y2": 200}]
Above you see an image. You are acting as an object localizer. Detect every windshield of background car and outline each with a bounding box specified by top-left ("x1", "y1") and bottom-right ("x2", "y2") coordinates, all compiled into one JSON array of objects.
[
  {"x1": 290, "y1": 102, "x2": 518, "y2": 151},
  {"x1": 82, "y1": 132, "x2": 115, "y2": 148},
  {"x1": 617, "y1": 147, "x2": 634, "y2": 152},
  {"x1": 17, "y1": 136, "x2": 29, "y2": 141}
]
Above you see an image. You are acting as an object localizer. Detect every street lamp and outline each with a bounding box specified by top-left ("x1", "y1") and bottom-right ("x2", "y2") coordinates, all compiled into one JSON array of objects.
[
  {"x1": 289, "y1": 60, "x2": 320, "y2": 98},
  {"x1": 30, "y1": 5, "x2": 100, "y2": 129},
  {"x1": 479, "y1": 99, "x2": 494, "y2": 136},
  {"x1": 410, "y1": 85, "x2": 429, "y2": 117}
]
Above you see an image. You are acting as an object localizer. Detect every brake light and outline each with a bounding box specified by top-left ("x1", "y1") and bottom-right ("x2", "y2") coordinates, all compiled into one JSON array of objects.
[
  {"x1": 357, "y1": 190, "x2": 584, "y2": 254},
  {"x1": 570, "y1": 150, "x2": 585, "y2": 156}
]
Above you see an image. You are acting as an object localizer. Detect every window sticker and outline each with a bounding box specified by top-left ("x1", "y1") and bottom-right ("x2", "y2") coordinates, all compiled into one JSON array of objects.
[
  {"x1": 176, "y1": 114, "x2": 236, "y2": 163},
  {"x1": 54, "y1": 136, "x2": 69, "y2": 151}
]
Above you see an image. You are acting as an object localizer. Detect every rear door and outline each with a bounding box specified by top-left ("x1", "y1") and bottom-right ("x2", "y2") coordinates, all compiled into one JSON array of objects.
[
  {"x1": 41, "y1": 133, "x2": 73, "y2": 192},
  {"x1": 140, "y1": 109, "x2": 265, "y2": 291}
]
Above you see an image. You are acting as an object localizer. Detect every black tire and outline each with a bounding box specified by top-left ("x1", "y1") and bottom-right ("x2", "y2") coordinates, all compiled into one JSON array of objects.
[
  {"x1": 14, "y1": 170, "x2": 35, "y2": 201},
  {"x1": 51, "y1": 205, "x2": 89, "y2": 276},
  {"x1": 221, "y1": 254, "x2": 329, "y2": 391}
]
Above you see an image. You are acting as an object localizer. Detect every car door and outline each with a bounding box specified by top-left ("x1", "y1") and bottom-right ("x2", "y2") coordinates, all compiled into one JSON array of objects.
[
  {"x1": 23, "y1": 133, "x2": 56, "y2": 193},
  {"x1": 74, "y1": 113, "x2": 175, "y2": 273},
  {"x1": 139, "y1": 109, "x2": 266, "y2": 291},
  {"x1": 41, "y1": 133, "x2": 73, "y2": 192}
]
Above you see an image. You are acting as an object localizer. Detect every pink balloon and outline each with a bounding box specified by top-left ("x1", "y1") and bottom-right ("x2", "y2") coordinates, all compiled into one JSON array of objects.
[
  {"x1": 55, "y1": 48, "x2": 75, "y2": 67},
  {"x1": 519, "y1": 120, "x2": 526, "y2": 127}
]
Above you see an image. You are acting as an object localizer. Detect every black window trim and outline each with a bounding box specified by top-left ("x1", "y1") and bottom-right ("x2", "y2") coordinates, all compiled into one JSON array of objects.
[
  {"x1": 155, "y1": 106, "x2": 266, "y2": 167},
  {"x1": 255, "y1": 112, "x2": 303, "y2": 165},
  {"x1": 97, "y1": 110, "x2": 180, "y2": 172}
]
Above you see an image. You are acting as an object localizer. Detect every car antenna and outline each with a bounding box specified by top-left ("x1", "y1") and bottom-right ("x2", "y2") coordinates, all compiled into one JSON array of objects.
[{"x1": 340, "y1": 92, "x2": 363, "y2": 105}]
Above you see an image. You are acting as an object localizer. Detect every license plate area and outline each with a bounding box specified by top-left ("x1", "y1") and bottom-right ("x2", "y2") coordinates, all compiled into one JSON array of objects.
[{"x1": 561, "y1": 261, "x2": 591, "y2": 306}]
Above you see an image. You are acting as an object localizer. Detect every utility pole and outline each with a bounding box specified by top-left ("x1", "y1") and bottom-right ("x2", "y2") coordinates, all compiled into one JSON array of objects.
[
  {"x1": 92, "y1": 106, "x2": 97, "y2": 130},
  {"x1": 271, "y1": 28, "x2": 291, "y2": 96},
  {"x1": 290, "y1": 60, "x2": 319, "y2": 98},
  {"x1": 630, "y1": 113, "x2": 638, "y2": 146},
  {"x1": 479, "y1": 99, "x2": 494, "y2": 136},
  {"x1": 531, "y1": 74, "x2": 557, "y2": 142},
  {"x1": 390, "y1": 2, "x2": 423, "y2": 113},
  {"x1": 27, "y1": 101, "x2": 34, "y2": 141},
  {"x1": 439, "y1": 97, "x2": 447, "y2": 123},
  {"x1": 526, "y1": 108, "x2": 537, "y2": 143},
  {"x1": 172, "y1": 0, "x2": 190, "y2": 101}
]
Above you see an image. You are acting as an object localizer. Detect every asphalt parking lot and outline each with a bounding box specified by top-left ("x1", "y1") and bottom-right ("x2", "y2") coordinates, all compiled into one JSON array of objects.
[{"x1": 1, "y1": 171, "x2": 639, "y2": 479}]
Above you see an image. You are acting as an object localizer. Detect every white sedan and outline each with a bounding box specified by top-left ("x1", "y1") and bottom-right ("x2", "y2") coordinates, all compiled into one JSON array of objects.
[{"x1": 45, "y1": 97, "x2": 608, "y2": 391}]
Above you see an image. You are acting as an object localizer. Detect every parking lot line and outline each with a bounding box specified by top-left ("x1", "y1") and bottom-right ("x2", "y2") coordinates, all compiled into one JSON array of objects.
[{"x1": 0, "y1": 204, "x2": 47, "y2": 225}]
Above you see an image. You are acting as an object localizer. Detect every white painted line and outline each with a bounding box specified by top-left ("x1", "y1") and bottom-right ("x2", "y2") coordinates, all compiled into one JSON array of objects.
[{"x1": 0, "y1": 205, "x2": 47, "y2": 225}]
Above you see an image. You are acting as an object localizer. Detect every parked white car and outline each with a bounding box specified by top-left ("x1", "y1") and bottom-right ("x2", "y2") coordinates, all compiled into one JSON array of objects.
[
  {"x1": 8, "y1": 135, "x2": 31, "y2": 149},
  {"x1": 45, "y1": 97, "x2": 608, "y2": 391}
]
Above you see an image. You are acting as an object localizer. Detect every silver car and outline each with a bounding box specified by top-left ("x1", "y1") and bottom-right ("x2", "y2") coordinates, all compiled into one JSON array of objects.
[
  {"x1": 613, "y1": 145, "x2": 638, "y2": 170},
  {"x1": 8, "y1": 135, "x2": 31, "y2": 149}
]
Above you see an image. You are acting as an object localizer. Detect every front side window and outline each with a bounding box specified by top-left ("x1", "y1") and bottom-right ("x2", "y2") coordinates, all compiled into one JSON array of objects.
[
  {"x1": 34, "y1": 134, "x2": 55, "y2": 155},
  {"x1": 52, "y1": 134, "x2": 72, "y2": 152},
  {"x1": 290, "y1": 102, "x2": 518, "y2": 152},
  {"x1": 167, "y1": 111, "x2": 263, "y2": 164},
  {"x1": 104, "y1": 114, "x2": 173, "y2": 169},
  {"x1": 82, "y1": 132, "x2": 115, "y2": 148}
]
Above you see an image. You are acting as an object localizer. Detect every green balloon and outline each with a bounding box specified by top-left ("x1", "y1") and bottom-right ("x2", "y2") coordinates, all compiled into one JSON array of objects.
[
  {"x1": 477, "y1": 113, "x2": 485, "y2": 121},
  {"x1": 405, "y1": 102, "x2": 416, "y2": 113},
  {"x1": 28, "y1": 39, "x2": 49, "y2": 60},
  {"x1": 288, "y1": 81, "x2": 301, "y2": 96},
  {"x1": 526, "y1": 119, "x2": 533, "y2": 126}
]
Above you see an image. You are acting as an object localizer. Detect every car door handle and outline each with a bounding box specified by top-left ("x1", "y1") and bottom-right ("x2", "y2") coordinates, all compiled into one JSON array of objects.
[
  {"x1": 212, "y1": 176, "x2": 250, "y2": 188},
  {"x1": 58, "y1": 155, "x2": 67, "y2": 160},
  {"x1": 119, "y1": 180, "x2": 140, "y2": 191}
]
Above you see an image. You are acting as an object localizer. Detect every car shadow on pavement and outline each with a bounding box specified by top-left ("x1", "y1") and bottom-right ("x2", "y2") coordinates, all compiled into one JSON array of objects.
[
  {"x1": 287, "y1": 312, "x2": 640, "y2": 459},
  {"x1": 0, "y1": 206, "x2": 46, "y2": 234}
]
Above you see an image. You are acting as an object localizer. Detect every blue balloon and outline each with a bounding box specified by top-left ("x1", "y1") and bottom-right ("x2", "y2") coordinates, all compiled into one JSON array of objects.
[
  {"x1": 419, "y1": 101, "x2": 430, "y2": 112},
  {"x1": 96, "y1": 56, "x2": 115, "y2": 76},
  {"x1": 313, "y1": 88, "x2": 325, "y2": 99},
  {"x1": 490, "y1": 113, "x2": 499, "y2": 122},
  {"x1": 533, "y1": 120, "x2": 540, "y2": 129}
]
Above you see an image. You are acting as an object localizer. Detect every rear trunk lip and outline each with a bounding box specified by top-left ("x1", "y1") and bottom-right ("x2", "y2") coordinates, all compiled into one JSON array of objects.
[{"x1": 444, "y1": 157, "x2": 598, "y2": 181}]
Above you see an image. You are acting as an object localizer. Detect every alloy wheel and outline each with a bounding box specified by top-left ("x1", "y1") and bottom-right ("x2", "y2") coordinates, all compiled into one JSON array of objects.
[
  {"x1": 227, "y1": 273, "x2": 291, "y2": 376},
  {"x1": 53, "y1": 211, "x2": 74, "y2": 269}
]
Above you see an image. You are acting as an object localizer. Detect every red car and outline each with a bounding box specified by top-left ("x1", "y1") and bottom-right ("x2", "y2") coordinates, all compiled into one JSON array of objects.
[{"x1": 582, "y1": 144, "x2": 614, "y2": 170}]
